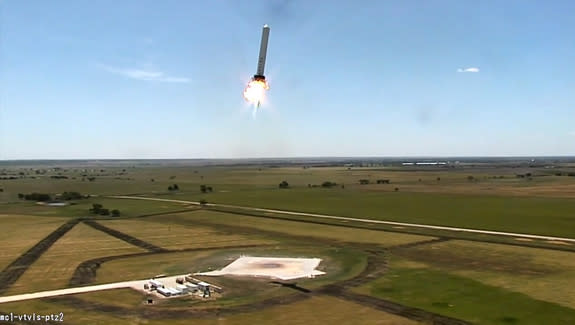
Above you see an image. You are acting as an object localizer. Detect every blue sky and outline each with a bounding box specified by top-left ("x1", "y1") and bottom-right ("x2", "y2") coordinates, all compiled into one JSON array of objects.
[{"x1": 1, "y1": 0, "x2": 574, "y2": 159}]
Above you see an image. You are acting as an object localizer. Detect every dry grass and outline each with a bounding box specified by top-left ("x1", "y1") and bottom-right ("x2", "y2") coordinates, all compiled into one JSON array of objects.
[
  {"x1": 6, "y1": 223, "x2": 145, "y2": 294},
  {"x1": 147, "y1": 296, "x2": 419, "y2": 325},
  {"x1": 98, "y1": 218, "x2": 275, "y2": 250},
  {"x1": 0, "y1": 214, "x2": 68, "y2": 270},
  {"x1": 1, "y1": 295, "x2": 417, "y2": 325},
  {"x1": 157, "y1": 210, "x2": 434, "y2": 247}
]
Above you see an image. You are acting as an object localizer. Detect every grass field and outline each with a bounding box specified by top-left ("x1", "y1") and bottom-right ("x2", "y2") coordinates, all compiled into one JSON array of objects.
[
  {"x1": 148, "y1": 210, "x2": 434, "y2": 247},
  {"x1": 0, "y1": 215, "x2": 68, "y2": 270},
  {"x1": 356, "y1": 257, "x2": 575, "y2": 324},
  {"x1": 0, "y1": 298, "x2": 131, "y2": 324},
  {"x1": 156, "y1": 296, "x2": 419, "y2": 325},
  {"x1": 98, "y1": 217, "x2": 275, "y2": 250},
  {"x1": 0, "y1": 295, "x2": 418, "y2": 325},
  {"x1": 94, "y1": 245, "x2": 367, "y2": 309},
  {"x1": 3, "y1": 165, "x2": 575, "y2": 237},
  {"x1": 152, "y1": 188, "x2": 575, "y2": 238},
  {"x1": 2, "y1": 163, "x2": 575, "y2": 323},
  {"x1": 393, "y1": 240, "x2": 575, "y2": 309},
  {"x1": 0, "y1": 198, "x2": 190, "y2": 218},
  {"x1": 6, "y1": 223, "x2": 145, "y2": 294}
]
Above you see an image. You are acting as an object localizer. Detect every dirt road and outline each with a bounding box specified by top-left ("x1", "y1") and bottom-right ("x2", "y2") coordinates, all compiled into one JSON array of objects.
[{"x1": 110, "y1": 195, "x2": 575, "y2": 243}]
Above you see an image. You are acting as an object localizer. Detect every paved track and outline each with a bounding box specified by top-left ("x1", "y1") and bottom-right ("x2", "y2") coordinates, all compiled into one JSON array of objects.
[{"x1": 0, "y1": 275, "x2": 184, "y2": 304}]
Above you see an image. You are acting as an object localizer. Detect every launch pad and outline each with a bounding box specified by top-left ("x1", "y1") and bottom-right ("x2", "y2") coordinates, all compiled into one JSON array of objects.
[{"x1": 195, "y1": 256, "x2": 326, "y2": 281}]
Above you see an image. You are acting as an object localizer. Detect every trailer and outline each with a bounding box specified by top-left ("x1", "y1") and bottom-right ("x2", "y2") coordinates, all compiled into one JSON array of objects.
[
  {"x1": 149, "y1": 279, "x2": 164, "y2": 289},
  {"x1": 156, "y1": 287, "x2": 171, "y2": 297}
]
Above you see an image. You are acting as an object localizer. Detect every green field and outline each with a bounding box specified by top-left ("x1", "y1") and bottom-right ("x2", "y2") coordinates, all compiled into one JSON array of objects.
[
  {"x1": 151, "y1": 189, "x2": 575, "y2": 238},
  {"x1": 393, "y1": 240, "x2": 575, "y2": 309},
  {"x1": 3, "y1": 165, "x2": 575, "y2": 237},
  {"x1": 356, "y1": 258, "x2": 575, "y2": 324}
]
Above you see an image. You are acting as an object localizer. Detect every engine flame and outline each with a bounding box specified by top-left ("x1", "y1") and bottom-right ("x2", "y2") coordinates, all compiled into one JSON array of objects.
[{"x1": 243, "y1": 79, "x2": 269, "y2": 108}]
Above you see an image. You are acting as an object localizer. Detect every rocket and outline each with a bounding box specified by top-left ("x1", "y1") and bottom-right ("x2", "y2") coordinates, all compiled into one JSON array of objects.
[{"x1": 253, "y1": 24, "x2": 270, "y2": 82}]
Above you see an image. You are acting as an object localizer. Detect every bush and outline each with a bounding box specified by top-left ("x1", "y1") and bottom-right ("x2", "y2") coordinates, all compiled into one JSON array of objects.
[
  {"x1": 60, "y1": 191, "x2": 84, "y2": 200},
  {"x1": 111, "y1": 209, "x2": 121, "y2": 217},
  {"x1": 279, "y1": 181, "x2": 289, "y2": 189},
  {"x1": 90, "y1": 203, "x2": 103, "y2": 214},
  {"x1": 23, "y1": 193, "x2": 52, "y2": 202},
  {"x1": 321, "y1": 181, "x2": 337, "y2": 188}
]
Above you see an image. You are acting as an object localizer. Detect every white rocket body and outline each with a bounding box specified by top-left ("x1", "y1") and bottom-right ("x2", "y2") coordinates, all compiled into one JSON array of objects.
[{"x1": 253, "y1": 24, "x2": 270, "y2": 81}]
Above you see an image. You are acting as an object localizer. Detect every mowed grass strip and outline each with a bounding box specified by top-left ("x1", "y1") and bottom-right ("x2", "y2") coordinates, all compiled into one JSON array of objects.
[
  {"x1": 6, "y1": 223, "x2": 146, "y2": 295},
  {"x1": 355, "y1": 259, "x2": 575, "y2": 325},
  {"x1": 395, "y1": 240, "x2": 575, "y2": 309},
  {"x1": 0, "y1": 215, "x2": 68, "y2": 270},
  {"x1": 98, "y1": 218, "x2": 274, "y2": 250},
  {"x1": 148, "y1": 210, "x2": 434, "y2": 247}
]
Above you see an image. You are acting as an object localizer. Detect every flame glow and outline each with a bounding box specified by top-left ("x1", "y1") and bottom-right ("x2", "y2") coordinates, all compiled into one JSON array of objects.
[{"x1": 243, "y1": 79, "x2": 269, "y2": 108}]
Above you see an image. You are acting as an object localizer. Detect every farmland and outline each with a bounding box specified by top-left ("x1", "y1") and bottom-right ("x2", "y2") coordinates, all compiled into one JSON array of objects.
[{"x1": 0, "y1": 159, "x2": 574, "y2": 324}]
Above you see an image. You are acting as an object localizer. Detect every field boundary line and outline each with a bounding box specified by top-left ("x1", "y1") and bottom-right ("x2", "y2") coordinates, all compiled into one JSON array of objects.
[{"x1": 83, "y1": 220, "x2": 168, "y2": 253}]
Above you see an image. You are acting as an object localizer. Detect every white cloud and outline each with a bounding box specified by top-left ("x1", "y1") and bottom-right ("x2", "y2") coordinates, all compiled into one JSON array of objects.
[
  {"x1": 457, "y1": 67, "x2": 480, "y2": 73},
  {"x1": 101, "y1": 65, "x2": 190, "y2": 83},
  {"x1": 569, "y1": 131, "x2": 575, "y2": 136}
]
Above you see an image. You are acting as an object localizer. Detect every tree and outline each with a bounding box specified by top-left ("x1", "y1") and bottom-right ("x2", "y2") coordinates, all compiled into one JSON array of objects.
[
  {"x1": 279, "y1": 181, "x2": 289, "y2": 189},
  {"x1": 199, "y1": 199, "x2": 208, "y2": 205},
  {"x1": 467, "y1": 175, "x2": 475, "y2": 181},
  {"x1": 437, "y1": 177, "x2": 441, "y2": 181},
  {"x1": 90, "y1": 203, "x2": 103, "y2": 214},
  {"x1": 60, "y1": 191, "x2": 83, "y2": 200},
  {"x1": 23, "y1": 193, "x2": 51, "y2": 201},
  {"x1": 99, "y1": 208, "x2": 110, "y2": 216},
  {"x1": 207, "y1": 186, "x2": 213, "y2": 192},
  {"x1": 111, "y1": 209, "x2": 121, "y2": 217},
  {"x1": 359, "y1": 179, "x2": 370, "y2": 185},
  {"x1": 394, "y1": 187, "x2": 399, "y2": 192},
  {"x1": 168, "y1": 185, "x2": 174, "y2": 191},
  {"x1": 321, "y1": 181, "x2": 337, "y2": 188},
  {"x1": 200, "y1": 185, "x2": 207, "y2": 193},
  {"x1": 18, "y1": 193, "x2": 24, "y2": 199}
]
